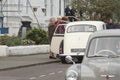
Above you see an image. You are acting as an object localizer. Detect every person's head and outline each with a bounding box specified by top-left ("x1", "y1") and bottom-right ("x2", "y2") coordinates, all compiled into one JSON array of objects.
[
  {"x1": 62, "y1": 16, "x2": 68, "y2": 21},
  {"x1": 77, "y1": 16, "x2": 80, "y2": 21},
  {"x1": 57, "y1": 16, "x2": 62, "y2": 21},
  {"x1": 108, "y1": 18, "x2": 113, "y2": 23},
  {"x1": 49, "y1": 18, "x2": 56, "y2": 24}
]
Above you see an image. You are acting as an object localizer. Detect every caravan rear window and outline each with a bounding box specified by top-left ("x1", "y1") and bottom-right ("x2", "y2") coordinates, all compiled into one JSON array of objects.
[
  {"x1": 55, "y1": 25, "x2": 66, "y2": 34},
  {"x1": 67, "y1": 25, "x2": 97, "y2": 33}
]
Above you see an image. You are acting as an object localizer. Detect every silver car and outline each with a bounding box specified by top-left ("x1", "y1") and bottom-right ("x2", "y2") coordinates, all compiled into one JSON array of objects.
[{"x1": 65, "y1": 29, "x2": 120, "y2": 80}]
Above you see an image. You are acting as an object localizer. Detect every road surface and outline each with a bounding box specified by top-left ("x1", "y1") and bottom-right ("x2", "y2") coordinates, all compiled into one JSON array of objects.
[{"x1": 0, "y1": 62, "x2": 72, "y2": 80}]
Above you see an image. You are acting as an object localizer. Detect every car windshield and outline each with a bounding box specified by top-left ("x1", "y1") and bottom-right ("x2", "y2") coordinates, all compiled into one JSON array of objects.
[
  {"x1": 88, "y1": 37, "x2": 120, "y2": 57},
  {"x1": 67, "y1": 25, "x2": 96, "y2": 33}
]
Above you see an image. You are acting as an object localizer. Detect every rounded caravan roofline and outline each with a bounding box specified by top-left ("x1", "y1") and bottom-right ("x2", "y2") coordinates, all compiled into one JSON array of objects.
[{"x1": 66, "y1": 21, "x2": 105, "y2": 27}]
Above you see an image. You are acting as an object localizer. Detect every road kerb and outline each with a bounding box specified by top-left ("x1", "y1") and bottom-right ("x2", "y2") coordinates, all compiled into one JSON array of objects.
[{"x1": 0, "y1": 60, "x2": 60, "y2": 71}]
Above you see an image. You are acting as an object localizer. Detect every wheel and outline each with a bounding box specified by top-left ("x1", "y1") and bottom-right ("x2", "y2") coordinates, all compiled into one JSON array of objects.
[{"x1": 61, "y1": 57, "x2": 66, "y2": 64}]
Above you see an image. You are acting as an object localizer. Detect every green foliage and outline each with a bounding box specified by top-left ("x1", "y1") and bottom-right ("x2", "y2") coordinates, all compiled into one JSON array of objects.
[
  {"x1": 26, "y1": 28, "x2": 48, "y2": 44},
  {"x1": 22, "y1": 39, "x2": 35, "y2": 45},
  {"x1": 0, "y1": 36, "x2": 35, "y2": 46},
  {"x1": 0, "y1": 36, "x2": 22, "y2": 46},
  {"x1": 0, "y1": 36, "x2": 23, "y2": 46},
  {"x1": 71, "y1": 0, "x2": 120, "y2": 21}
]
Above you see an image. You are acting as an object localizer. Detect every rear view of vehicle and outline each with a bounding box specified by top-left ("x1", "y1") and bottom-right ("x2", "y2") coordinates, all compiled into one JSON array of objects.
[{"x1": 60, "y1": 21, "x2": 106, "y2": 63}]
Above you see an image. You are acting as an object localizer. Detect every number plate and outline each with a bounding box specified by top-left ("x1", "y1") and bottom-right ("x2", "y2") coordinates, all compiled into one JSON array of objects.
[{"x1": 71, "y1": 48, "x2": 85, "y2": 52}]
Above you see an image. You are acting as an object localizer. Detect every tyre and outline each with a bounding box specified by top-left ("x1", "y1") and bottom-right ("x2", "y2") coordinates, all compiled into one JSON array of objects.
[{"x1": 61, "y1": 56, "x2": 66, "y2": 64}]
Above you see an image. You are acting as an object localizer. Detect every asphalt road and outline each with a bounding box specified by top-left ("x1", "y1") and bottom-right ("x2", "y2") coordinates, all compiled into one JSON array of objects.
[{"x1": 0, "y1": 62, "x2": 72, "y2": 80}]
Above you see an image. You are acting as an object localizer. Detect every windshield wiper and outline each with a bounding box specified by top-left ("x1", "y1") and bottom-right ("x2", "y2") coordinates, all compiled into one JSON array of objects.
[
  {"x1": 92, "y1": 54, "x2": 119, "y2": 58},
  {"x1": 107, "y1": 55, "x2": 119, "y2": 58},
  {"x1": 92, "y1": 54, "x2": 108, "y2": 57}
]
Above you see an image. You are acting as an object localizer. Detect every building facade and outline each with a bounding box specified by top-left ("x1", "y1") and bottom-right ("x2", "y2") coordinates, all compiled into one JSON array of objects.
[{"x1": 0, "y1": 0, "x2": 71, "y2": 36}]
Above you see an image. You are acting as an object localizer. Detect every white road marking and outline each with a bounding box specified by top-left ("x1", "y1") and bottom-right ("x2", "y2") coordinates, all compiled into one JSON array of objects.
[
  {"x1": 29, "y1": 71, "x2": 64, "y2": 79},
  {"x1": 29, "y1": 77, "x2": 37, "y2": 80},
  {"x1": 58, "y1": 71, "x2": 63, "y2": 73},
  {"x1": 49, "y1": 72, "x2": 55, "y2": 75},
  {"x1": 39, "y1": 75, "x2": 46, "y2": 77}
]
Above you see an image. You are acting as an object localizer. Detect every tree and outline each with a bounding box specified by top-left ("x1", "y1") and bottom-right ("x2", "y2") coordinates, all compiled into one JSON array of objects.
[{"x1": 71, "y1": 0, "x2": 120, "y2": 22}]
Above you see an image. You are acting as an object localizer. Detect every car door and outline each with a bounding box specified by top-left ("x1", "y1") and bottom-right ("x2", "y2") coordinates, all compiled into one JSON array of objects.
[{"x1": 50, "y1": 24, "x2": 66, "y2": 54}]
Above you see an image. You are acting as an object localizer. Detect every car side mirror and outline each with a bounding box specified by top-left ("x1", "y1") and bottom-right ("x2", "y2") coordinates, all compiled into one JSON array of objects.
[{"x1": 65, "y1": 55, "x2": 75, "y2": 64}]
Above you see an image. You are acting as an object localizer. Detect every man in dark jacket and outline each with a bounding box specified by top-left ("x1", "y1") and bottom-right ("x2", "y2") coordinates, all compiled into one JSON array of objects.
[
  {"x1": 106, "y1": 18, "x2": 115, "y2": 29},
  {"x1": 65, "y1": 6, "x2": 71, "y2": 16}
]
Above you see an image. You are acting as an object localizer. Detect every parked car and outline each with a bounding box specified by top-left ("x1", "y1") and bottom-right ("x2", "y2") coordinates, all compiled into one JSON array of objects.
[
  {"x1": 60, "y1": 21, "x2": 106, "y2": 63},
  {"x1": 65, "y1": 30, "x2": 120, "y2": 80},
  {"x1": 50, "y1": 24, "x2": 66, "y2": 56}
]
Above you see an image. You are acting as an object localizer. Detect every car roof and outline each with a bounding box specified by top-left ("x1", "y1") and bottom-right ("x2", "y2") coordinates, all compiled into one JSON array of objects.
[
  {"x1": 85, "y1": 29, "x2": 120, "y2": 57},
  {"x1": 66, "y1": 21, "x2": 105, "y2": 27},
  {"x1": 89, "y1": 29, "x2": 120, "y2": 39}
]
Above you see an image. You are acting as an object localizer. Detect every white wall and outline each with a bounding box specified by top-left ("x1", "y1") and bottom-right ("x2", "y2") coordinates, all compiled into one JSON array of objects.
[
  {"x1": 0, "y1": 46, "x2": 9, "y2": 56},
  {"x1": 9, "y1": 26, "x2": 20, "y2": 36},
  {"x1": 1, "y1": 0, "x2": 71, "y2": 36},
  {"x1": 0, "y1": 45, "x2": 50, "y2": 56},
  {"x1": 3, "y1": 0, "x2": 67, "y2": 23},
  {"x1": 9, "y1": 45, "x2": 50, "y2": 55}
]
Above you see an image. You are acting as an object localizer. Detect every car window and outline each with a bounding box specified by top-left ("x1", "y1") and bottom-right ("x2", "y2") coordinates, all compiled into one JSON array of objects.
[
  {"x1": 67, "y1": 25, "x2": 96, "y2": 33},
  {"x1": 55, "y1": 25, "x2": 66, "y2": 34},
  {"x1": 88, "y1": 37, "x2": 120, "y2": 57}
]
